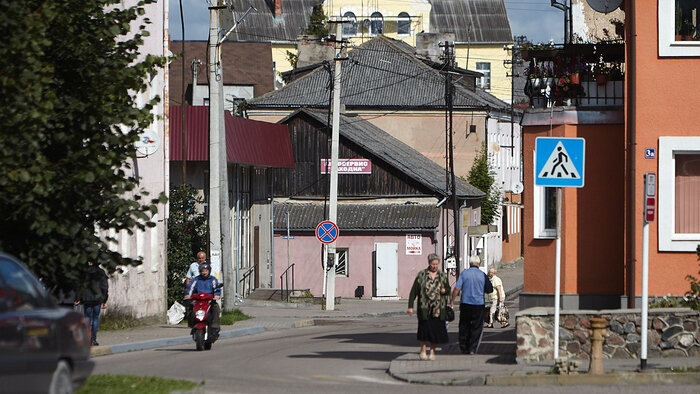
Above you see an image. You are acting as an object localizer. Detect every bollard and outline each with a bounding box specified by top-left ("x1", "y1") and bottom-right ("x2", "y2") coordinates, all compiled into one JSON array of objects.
[{"x1": 588, "y1": 317, "x2": 608, "y2": 375}]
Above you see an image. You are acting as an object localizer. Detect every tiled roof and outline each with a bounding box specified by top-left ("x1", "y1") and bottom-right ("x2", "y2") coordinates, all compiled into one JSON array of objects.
[
  {"x1": 429, "y1": 0, "x2": 513, "y2": 43},
  {"x1": 273, "y1": 201, "x2": 441, "y2": 230},
  {"x1": 227, "y1": 0, "x2": 318, "y2": 42},
  {"x1": 283, "y1": 108, "x2": 485, "y2": 199},
  {"x1": 247, "y1": 35, "x2": 508, "y2": 110}
]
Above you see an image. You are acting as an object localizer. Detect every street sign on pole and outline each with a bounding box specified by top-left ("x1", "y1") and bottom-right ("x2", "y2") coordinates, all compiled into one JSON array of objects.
[
  {"x1": 316, "y1": 220, "x2": 339, "y2": 244},
  {"x1": 641, "y1": 171, "x2": 656, "y2": 370},
  {"x1": 534, "y1": 137, "x2": 586, "y2": 360},
  {"x1": 535, "y1": 137, "x2": 586, "y2": 188}
]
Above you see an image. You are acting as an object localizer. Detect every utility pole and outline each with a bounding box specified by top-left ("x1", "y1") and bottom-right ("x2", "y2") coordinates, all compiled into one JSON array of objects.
[
  {"x1": 208, "y1": 0, "x2": 234, "y2": 311},
  {"x1": 441, "y1": 41, "x2": 461, "y2": 277},
  {"x1": 325, "y1": 21, "x2": 345, "y2": 311}
]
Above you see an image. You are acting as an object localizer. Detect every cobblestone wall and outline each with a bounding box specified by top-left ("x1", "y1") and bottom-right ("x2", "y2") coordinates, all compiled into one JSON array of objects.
[{"x1": 516, "y1": 307, "x2": 700, "y2": 363}]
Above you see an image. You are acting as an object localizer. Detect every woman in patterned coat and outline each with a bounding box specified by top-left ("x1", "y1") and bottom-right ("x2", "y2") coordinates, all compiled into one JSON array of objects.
[{"x1": 407, "y1": 253, "x2": 451, "y2": 360}]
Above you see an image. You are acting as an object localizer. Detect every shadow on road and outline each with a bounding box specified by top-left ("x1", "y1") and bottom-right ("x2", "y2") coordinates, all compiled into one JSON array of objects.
[{"x1": 288, "y1": 350, "x2": 406, "y2": 362}]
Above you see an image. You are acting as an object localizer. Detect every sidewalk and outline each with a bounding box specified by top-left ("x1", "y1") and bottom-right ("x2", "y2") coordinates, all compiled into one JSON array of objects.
[{"x1": 90, "y1": 262, "x2": 523, "y2": 357}]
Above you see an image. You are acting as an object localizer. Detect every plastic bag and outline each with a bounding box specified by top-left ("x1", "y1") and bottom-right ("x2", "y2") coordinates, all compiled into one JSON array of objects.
[{"x1": 167, "y1": 301, "x2": 186, "y2": 325}]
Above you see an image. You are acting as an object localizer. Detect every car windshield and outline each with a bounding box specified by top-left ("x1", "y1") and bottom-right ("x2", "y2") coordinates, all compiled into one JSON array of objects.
[{"x1": 0, "y1": 258, "x2": 50, "y2": 312}]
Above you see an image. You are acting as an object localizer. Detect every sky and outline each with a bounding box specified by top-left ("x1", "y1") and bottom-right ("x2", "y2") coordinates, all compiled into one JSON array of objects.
[{"x1": 168, "y1": 0, "x2": 564, "y2": 45}]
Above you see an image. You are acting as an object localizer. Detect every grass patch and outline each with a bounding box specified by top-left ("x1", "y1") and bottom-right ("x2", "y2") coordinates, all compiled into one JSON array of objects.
[
  {"x1": 99, "y1": 309, "x2": 151, "y2": 331},
  {"x1": 220, "y1": 308, "x2": 251, "y2": 325},
  {"x1": 77, "y1": 374, "x2": 200, "y2": 394}
]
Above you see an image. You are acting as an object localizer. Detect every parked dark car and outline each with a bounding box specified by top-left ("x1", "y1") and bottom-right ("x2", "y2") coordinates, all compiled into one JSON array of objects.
[{"x1": 0, "y1": 253, "x2": 93, "y2": 393}]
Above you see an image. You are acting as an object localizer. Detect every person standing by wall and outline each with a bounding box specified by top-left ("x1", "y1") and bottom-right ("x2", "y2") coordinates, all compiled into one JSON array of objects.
[
  {"x1": 407, "y1": 253, "x2": 451, "y2": 360},
  {"x1": 75, "y1": 261, "x2": 108, "y2": 346},
  {"x1": 450, "y1": 255, "x2": 493, "y2": 354},
  {"x1": 486, "y1": 268, "x2": 508, "y2": 328}
]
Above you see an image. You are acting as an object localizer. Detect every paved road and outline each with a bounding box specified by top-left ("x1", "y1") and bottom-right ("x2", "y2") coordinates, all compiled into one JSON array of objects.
[{"x1": 92, "y1": 311, "x2": 699, "y2": 393}]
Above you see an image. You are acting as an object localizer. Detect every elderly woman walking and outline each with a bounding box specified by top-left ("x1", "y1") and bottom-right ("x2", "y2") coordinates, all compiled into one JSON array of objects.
[{"x1": 407, "y1": 253, "x2": 451, "y2": 360}]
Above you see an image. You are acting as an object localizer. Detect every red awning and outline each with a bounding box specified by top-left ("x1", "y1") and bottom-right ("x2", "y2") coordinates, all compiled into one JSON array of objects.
[{"x1": 169, "y1": 105, "x2": 294, "y2": 168}]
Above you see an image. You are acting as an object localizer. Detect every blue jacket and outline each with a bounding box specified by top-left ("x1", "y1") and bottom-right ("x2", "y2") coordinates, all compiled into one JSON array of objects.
[{"x1": 188, "y1": 274, "x2": 221, "y2": 297}]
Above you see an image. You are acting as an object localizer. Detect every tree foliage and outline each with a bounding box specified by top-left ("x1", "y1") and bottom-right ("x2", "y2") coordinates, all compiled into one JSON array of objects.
[
  {"x1": 166, "y1": 185, "x2": 207, "y2": 306},
  {"x1": 0, "y1": 0, "x2": 166, "y2": 295},
  {"x1": 467, "y1": 143, "x2": 501, "y2": 225},
  {"x1": 304, "y1": 2, "x2": 329, "y2": 36}
]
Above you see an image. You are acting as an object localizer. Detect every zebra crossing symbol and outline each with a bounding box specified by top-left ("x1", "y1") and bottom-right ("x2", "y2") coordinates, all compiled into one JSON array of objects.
[
  {"x1": 538, "y1": 142, "x2": 580, "y2": 179},
  {"x1": 535, "y1": 137, "x2": 585, "y2": 188}
]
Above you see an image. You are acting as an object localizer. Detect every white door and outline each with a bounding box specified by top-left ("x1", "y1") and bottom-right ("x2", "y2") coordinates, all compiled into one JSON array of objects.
[{"x1": 375, "y1": 242, "x2": 398, "y2": 297}]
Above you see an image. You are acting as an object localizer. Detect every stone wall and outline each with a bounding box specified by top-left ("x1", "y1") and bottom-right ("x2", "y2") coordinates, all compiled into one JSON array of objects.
[{"x1": 516, "y1": 307, "x2": 700, "y2": 364}]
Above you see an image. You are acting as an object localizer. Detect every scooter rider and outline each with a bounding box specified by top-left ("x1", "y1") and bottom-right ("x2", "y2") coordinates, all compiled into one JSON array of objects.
[{"x1": 185, "y1": 263, "x2": 221, "y2": 339}]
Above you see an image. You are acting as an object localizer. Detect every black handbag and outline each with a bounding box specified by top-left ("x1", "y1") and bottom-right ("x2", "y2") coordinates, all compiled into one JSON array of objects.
[{"x1": 445, "y1": 305, "x2": 455, "y2": 322}]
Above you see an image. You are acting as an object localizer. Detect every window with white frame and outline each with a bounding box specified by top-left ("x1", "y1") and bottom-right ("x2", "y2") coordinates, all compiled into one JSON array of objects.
[
  {"x1": 658, "y1": 137, "x2": 700, "y2": 251},
  {"x1": 533, "y1": 153, "x2": 557, "y2": 238},
  {"x1": 658, "y1": 0, "x2": 700, "y2": 56},
  {"x1": 476, "y1": 62, "x2": 491, "y2": 90},
  {"x1": 397, "y1": 12, "x2": 410, "y2": 35},
  {"x1": 343, "y1": 12, "x2": 357, "y2": 37},
  {"x1": 335, "y1": 248, "x2": 348, "y2": 277},
  {"x1": 370, "y1": 12, "x2": 383, "y2": 35}
]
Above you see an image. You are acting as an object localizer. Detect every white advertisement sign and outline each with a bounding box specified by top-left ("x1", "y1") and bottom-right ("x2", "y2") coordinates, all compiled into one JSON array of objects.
[
  {"x1": 210, "y1": 250, "x2": 222, "y2": 281},
  {"x1": 406, "y1": 234, "x2": 422, "y2": 255}
]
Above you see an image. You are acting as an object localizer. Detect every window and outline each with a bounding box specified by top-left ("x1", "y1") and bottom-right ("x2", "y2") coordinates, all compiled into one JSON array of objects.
[
  {"x1": 370, "y1": 12, "x2": 383, "y2": 35},
  {"x1": 397, "y1": 12, "x2": 410, "y2": 35},
  {"x1": 533, "y1": 153, "x2": 557, "y2": 238},
  {"x1": 659, "y1": 137, "x2": 700, "y2": 251},
  {"x1": 0, "y1": 258, "x2": 49, "y2": 311},
  {"x1": 476, "y1": 62, "x2": 491, "y2": 90},
  {"x1": 335, "y1": 249, "x2": 348, "y2": 277},
  {"x1": 343, "y1": 12, "x2": 357, "y2": 37},
  {"x1": 659, "y1": 0, "x2": 700, "y2": 56}
]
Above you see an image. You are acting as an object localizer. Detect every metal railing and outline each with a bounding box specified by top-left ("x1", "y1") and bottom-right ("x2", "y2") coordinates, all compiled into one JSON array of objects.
[
  {"x1": 280, "y1": 264, "x2": 295, "y2": 303},
  {"x1": 239, "y1": 264, "x2": 257, "y2": 299}
]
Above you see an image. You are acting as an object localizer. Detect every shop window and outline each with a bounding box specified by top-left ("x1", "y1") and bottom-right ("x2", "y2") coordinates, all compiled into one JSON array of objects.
[
  {"x1": 659, "y1": 137, "x2": 700, "y2": 251},
  {"x1": 335, "y1": 248, "x2": 348, "y2": 277},
  {"x1": 659, "y1": 0, "x2": 700, "y2": 56}
]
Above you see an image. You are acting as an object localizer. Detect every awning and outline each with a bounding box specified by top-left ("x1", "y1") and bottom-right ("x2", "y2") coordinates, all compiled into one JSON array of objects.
[{"x1": 169, "y1": 105, "x2": 294, "y2": 168}]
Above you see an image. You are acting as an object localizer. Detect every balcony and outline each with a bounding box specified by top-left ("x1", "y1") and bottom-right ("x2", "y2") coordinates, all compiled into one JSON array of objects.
[{"x1": 521, "y1": 43, "x2": 625, "y2": 109}]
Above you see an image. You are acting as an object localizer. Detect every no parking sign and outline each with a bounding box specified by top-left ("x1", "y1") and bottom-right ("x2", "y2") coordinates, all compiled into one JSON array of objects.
[{"x1": 315, "y1": 221, "x2": 339, "y2": 244}]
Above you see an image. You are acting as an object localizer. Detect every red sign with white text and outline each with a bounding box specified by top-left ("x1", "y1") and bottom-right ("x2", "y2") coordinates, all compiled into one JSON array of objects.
[{"x1": 320, "y1": 159, "x2": 372, "y2": 174}]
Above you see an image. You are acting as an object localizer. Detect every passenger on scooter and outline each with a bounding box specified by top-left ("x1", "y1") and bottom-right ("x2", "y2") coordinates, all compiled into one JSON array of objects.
[{"x1": 185, "y1": 263, "x2": 221, "y2": 339}]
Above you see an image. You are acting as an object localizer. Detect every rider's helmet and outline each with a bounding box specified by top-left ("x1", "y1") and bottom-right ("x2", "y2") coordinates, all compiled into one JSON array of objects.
[{"x1": 199, "y1": 263, "x2": 211, "y2": 276}]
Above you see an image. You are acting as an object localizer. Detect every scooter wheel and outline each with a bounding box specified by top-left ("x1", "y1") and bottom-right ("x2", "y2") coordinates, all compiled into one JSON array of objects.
[{"x1": 194, "y1": 329, "x2": 205, "y2": 351}]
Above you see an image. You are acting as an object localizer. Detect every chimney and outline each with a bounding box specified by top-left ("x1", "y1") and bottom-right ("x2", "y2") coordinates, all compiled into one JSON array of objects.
[
  {"x1": 416, "y1": 32, "x2": 456, "y2": 63},
  {"x1": 275, "y1": 0, "x2": 282, "y2": 17},
  {"x1": 296, "y1": 35, "x2": 335, "y2": 68}
]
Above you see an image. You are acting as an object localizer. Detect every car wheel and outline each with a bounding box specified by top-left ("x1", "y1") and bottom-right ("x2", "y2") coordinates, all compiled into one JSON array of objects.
[{"x1": 49, "y1": 360, "x2": 73, "y2": 394}]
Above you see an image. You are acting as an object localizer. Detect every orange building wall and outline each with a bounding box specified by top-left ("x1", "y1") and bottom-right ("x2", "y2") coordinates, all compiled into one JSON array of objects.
[
  {"x1": 524, "y1": 122, "x2": 625, "y2": 296},
  {"x1": 502, "y1": 193, "x2": 523, "y2": 263},
  {"x1": 630, "y1": 5, "x2": 700, "y2": 296}
]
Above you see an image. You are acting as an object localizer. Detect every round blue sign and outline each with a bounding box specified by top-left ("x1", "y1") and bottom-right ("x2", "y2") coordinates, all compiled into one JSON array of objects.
[{"x1": 315, "y1": 220, "x2": 339, "y2": 244}]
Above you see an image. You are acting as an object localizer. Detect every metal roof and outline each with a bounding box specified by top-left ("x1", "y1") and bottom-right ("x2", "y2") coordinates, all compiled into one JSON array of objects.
[
  {"x1": 429, "y1": 0, "x2": 513, "y2": 43},
  {"x1": 170, "y1": 106, "x2": 294, "y2": 168},
  {"x1": 273, "y1": 201, "x2": 441, "y2": 230},
  {"x1": 282, "y1": 108, "x2": 485, "y2": 199},
  {"x1": 247, "y1": 35, "x2": 508, "y2": 110},
  {"x1": 228, "y1": 0, "x2": 318, "y2": 42}
]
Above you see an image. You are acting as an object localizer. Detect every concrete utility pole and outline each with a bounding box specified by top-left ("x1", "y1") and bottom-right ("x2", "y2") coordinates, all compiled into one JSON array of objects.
[
  {"x1": 208, "y1": 0, "x2": 234, "y2": 312},
  {"x1": 441, "y1": 41, "x2": 461, "y2": 276},
  {"x1": 325, "y1": 21, "x2": 344, "y2": 311}
]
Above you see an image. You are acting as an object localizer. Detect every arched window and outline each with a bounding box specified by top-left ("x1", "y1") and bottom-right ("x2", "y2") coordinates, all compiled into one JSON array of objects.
[
  {"x1": 342, "y1": 12, "x2": 357, "y2": 37},
  {"x1": 370, "y1": 12, "x2": 383, "y2": 35},
  {"x1": 397, "y1": 12, "x2": 410, "y2": 35}
]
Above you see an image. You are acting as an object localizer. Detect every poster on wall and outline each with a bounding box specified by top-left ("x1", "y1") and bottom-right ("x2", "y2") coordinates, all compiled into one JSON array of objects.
[
  {"x1": 210, "y1": 250, "x2": 221, "y2": 281},
  {"x1": 406, "y1": 234, "x2": 422, "y2": 255}
]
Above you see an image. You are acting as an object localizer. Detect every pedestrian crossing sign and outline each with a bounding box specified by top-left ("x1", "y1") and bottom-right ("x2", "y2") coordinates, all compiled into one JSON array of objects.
[{"x1": 535, "y1": 137, "x2": 585, "y2": 188}]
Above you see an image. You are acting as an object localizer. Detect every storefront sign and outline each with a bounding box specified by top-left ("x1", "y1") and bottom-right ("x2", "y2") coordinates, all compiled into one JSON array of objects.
[
  {"x1": 320, "y1": 159, "x2": 372, "y2": 174},
  {"x1": 406, "y1": 234, "x2": 422, "y2": 255}
]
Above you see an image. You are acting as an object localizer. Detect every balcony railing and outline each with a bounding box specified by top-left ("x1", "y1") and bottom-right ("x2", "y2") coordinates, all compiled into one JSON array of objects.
[{"x1": 522, "y1": 43, "x2": 625, "y2": 109}]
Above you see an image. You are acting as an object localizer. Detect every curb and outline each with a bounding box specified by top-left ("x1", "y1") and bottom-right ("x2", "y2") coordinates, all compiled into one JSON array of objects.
[
  {"x1": 90, "y1": 326, "x2": 265, "y2": 357},
  {"x1": 486, "y1": 371, "x2": 700, "y2": 386}
]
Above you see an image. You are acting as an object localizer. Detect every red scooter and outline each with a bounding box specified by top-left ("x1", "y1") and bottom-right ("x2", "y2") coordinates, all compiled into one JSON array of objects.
[{"x1": 190, "y1": 284, "x2": 222, "y2": 351}]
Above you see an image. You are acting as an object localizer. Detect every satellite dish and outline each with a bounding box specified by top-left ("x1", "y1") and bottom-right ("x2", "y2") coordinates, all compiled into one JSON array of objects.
[
  {"x1": 512, "y1": 182, "x2": 524, "y2": 194},
  {"x1": 586, "y1": 0, "x2": 622, "y2": 13},
  {"x1": 135, "y1": 128, "x2": 160, "y2": 156}
]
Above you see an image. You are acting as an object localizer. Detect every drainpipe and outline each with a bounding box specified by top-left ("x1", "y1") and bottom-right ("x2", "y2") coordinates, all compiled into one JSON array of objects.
[{"x1": 626, "y1": 0, "x2": 637, "y2": 308}]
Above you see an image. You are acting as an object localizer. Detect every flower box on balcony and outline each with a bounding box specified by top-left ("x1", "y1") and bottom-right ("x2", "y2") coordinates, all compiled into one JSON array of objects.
[{"x1": 579, "y1": 81, "x2": 624, "y2": 107}]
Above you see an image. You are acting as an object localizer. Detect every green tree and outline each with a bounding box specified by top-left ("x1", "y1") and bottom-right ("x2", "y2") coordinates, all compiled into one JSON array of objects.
[
  {"x1": 304, "y1": 2, "x2": 329, "y2": 36},
  {"x1": 167, "y1": 185, "x2": 207, "y2": 306},
  {"x1": 467, "y1": 143, "x2": 501, "y2": 225},
  {"x1": 0, "y1": 0, "x2": 166, "y2": 295}
]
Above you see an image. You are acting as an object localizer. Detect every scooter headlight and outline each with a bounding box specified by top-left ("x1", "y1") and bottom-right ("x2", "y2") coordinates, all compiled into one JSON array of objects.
[{"x1": 195, "y1": 310, "x2": 206, "y2": 321}]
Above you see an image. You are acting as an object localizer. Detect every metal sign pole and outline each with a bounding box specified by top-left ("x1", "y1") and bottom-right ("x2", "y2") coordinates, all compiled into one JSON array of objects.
[
  {"x1": 641, "y1": 171, "x2": 656, "y2": 370},
  {"x1": 554, "y1": 186, "x2": 562, "y2": 360}
]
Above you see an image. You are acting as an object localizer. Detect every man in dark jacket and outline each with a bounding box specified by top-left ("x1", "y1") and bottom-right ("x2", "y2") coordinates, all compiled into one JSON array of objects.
[{"x1": 75, "y1": 261, "x2": 108, "y2": 346}]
